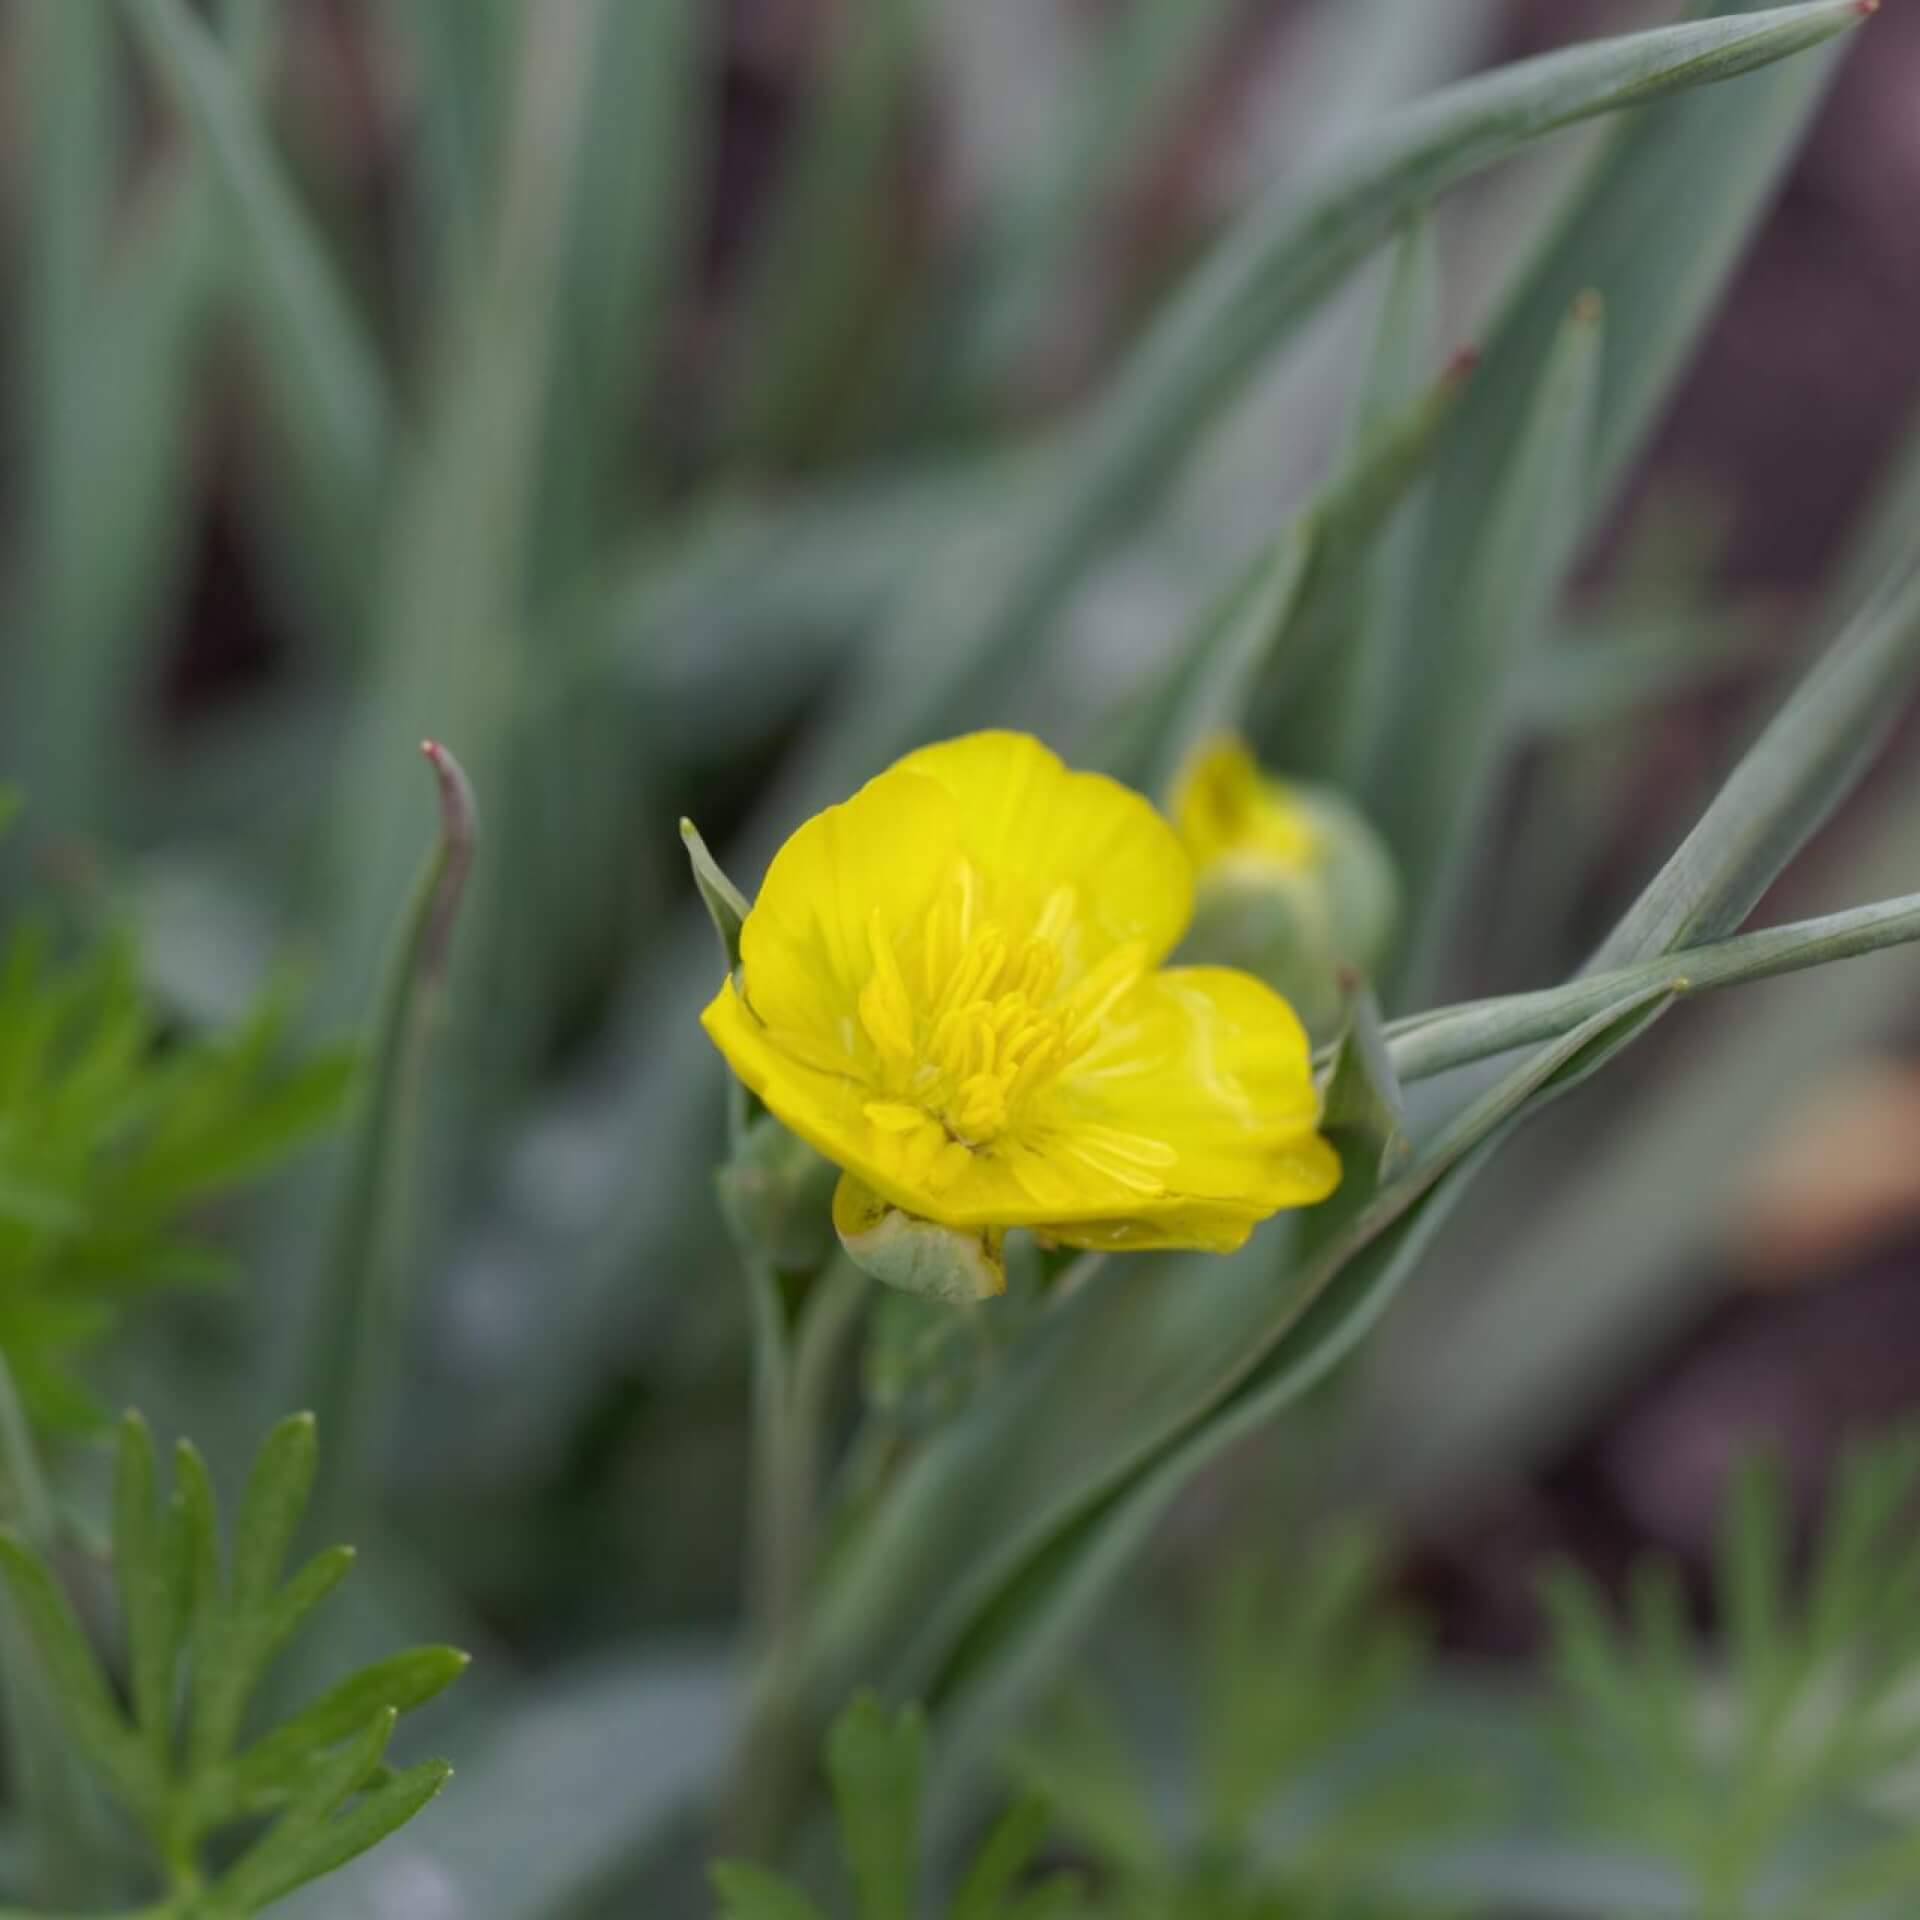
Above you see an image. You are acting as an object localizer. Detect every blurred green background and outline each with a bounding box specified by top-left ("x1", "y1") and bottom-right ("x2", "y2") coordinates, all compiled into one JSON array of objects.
[{"x1": 4, "y1": 0, "x2": 1920, "y2": 1913}]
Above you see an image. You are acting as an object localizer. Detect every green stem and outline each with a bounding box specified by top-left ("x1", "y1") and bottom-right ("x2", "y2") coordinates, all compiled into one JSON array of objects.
[
  {"x1": 783, "y1": 1258, "x2": 867, "y2": 1590},
  {"x1": 741, "y1": 1248, "x2": 797, "y2": 1647},
  {"x1": 728, "y1": 1257, "x2": 868, "y2": 1859}
]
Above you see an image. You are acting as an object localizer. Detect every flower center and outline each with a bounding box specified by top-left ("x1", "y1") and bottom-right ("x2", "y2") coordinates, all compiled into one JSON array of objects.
[{"x1": 853, "y1": 870, "x2": 1144, "y2": 1182}]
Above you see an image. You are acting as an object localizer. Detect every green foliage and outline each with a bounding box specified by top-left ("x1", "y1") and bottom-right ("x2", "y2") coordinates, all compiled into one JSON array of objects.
[
  {"x1": 0, "y1": 907, "x2": 352, "y2": 1427},
  {"x1": 1009, "y1": 1530, "x2": 1466, "y2": 1920},
  {"x1": 0, "y1": 1411, "x2": 462, "y2": 1917},
  {"x1": 1545, "y1": 1430, "x2": 1920, "y2": 1918},
  {"x1": 714, "y1": 1695, "x2": 1082, "y2": 1920}
]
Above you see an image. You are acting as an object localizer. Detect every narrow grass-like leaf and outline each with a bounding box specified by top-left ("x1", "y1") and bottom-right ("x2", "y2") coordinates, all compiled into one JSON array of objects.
[
  {"x1": 1103, "y1": 344, "x2": 1471, "y2": 798},
  {"x1": 1378, "y1": 887, "x2": 1920, "y2": 1082},
  {"x1": 388, "y1": 0, "x2": 518, "y2": 297},
  {"x1": 307, "y1": 745, "x2": 478, "y2": 1532},
  {"x1": 11, "y1": 2, "x2": 214, "y2": 847},
  {"x1": 21, "y1": 1, "x2": 119, "y2": 363},
  {"x1": 309, "y1": 0, "x2": 592, "y2": 1235},
  {"x1": 778, "y1": 1, "x2": 1867, "y2": 804},
  {"x1": 1395, "y1": 291, "x2": 1602, "y2": 985},
  {"x1": 1099, "y1": 530, "x2": 1311, "y2": 798},
  {"x1": 1381, "y1": 0, "x2": 1857, "y2": 858},
  {"x1": 1593, "y1": 553, "x2": 1920, "y2": 967},
  {"x1": 120, "y1": 0, "x2": 388, "y2": 581},
  {"x1": 582, "y1": 455, "x2": 1016, "y2": 757},
  {"x1": 529, "y1": 0, "x2": 710, "y2": 596},
  {"x1": 719, "y1": 0, "x2": 926, "y2": 460},
  {"x1": 1286, "y1": 214, "x2": 1444, "y2": 785},
  {"x1": 1513, "y1": 609, "x2": 1770, "y2": 734},
  {"x1": 946, "y1": 0, "x2": 1246, "y2": 401}
]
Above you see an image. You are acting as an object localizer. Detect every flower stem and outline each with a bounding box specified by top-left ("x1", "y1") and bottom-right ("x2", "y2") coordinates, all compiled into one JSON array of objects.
[{"x1": 728, "y1": 1255, "x2": 868, "y2": 1858}]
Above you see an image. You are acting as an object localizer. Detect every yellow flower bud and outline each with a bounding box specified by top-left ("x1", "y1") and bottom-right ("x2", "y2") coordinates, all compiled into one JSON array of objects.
[{"x1": 1171, "y1": 737, "x2": 1398, "y2": 1038}]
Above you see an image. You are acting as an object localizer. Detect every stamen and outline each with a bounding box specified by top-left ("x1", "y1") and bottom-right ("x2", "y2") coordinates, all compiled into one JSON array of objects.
[{"x1": 860, "y1": 885, "x2": 1127, "y2": 1159}]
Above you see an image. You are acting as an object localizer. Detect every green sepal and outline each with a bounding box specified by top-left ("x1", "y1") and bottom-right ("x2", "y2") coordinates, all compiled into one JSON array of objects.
[
  {"x1": 833, "y1": 1175, "x2": 1005, "y2": 1305},
  {"x1": 681, "y1": 815, "x2": 750, "y2": 979}
]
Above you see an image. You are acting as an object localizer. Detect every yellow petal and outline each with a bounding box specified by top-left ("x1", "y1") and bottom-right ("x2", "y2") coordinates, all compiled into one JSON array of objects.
[
  {"x1": 702, "y1": 981, "x2": 1017, "y2": 1227},
  {"x1": 738, "y1": 763, "x2": 962, "y2": 1055},
  {"x1": 1028, "y1": 965, "x2": 1341, "y2": 1216},
  {"x1": 1040, "y1": 1205, "x2": 1268, "y2": 1254},
  {"x1": 898, "y1": 731, "x2": 1193, "y2": 970}
]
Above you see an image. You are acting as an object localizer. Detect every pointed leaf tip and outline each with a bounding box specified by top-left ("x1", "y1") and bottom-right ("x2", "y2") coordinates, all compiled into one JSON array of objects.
[
  {"x1": 682, "y1": 817, "x2": 751, "y2": 975},
  {"x1": 417, "y1": 742, "x2": 477, "y2": 986}
]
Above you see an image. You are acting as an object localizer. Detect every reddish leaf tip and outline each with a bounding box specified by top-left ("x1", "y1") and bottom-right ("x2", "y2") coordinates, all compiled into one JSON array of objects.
[
  {"x1": 416, "y1": 741, "x2": 478, "y2": 986},
  {"x1": 1445, "y1": 345, "x2": 1480, "y2": 381}
]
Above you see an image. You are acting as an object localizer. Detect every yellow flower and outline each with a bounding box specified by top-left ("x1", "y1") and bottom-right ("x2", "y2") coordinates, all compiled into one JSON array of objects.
[
  {"x1": 700, "y1": 732, "x2": 1339, "y2": 1283},
  {"x1": 1172, "y1": 736, "x2": 1318, "y2": 879}
]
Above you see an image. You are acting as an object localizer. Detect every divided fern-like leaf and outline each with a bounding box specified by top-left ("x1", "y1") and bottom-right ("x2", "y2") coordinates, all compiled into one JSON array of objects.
[
  {"x1": 0, "y1": 1412, "x2": 462, "y2": 1916},
  {"x1": 715, "y1": 1694, "x2": 1080, "y2": 1920},
  {"x1": 1546, "y1": 1429, "x2": 1920, "y2": 1916},
  {"x1": 1009, "y1": 1528, "x2": 1463, "y2": 1920},
  {"x1": 0, "y1": 908, "x2": 353, "y2": 1428}
]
